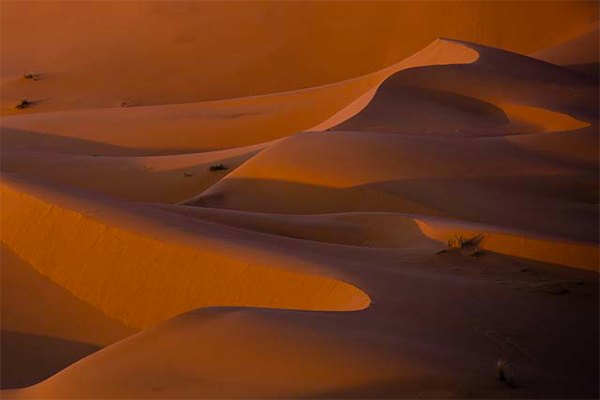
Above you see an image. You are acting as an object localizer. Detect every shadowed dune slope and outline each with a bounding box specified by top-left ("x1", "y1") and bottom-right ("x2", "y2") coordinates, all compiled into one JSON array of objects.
[
  {"x1": 0, "y1": 39, "x2": 478, "y2": 155},
  {"x1": 1, "y1": 1, "x2": 597, "y2": 114},
  {"x1": 531, "y1": 28, "x2": 599, "y2": 77},
  {"x1": 0, "y1": 174, "x2": 370, "y2": 330},
  {"x1": 153, "y1": 206, "x2": 440, "y2": 249},
  {"x1": 334, "y1": 39, "x2": 597, "y2": 135},
  {"x1": 184, "y1": 130, "x2": 598, "y2": 243},
  {"x1": 0, "y1": 243, "x2": 134, "y2": 346},
  {"x1": 6, "y1": 261, "x2": 599, "y2": 399},
  {"x1": 0, "y1": 3, "x2": 598, "y2": 399},
  {"x1": 1, "y1": 243, "x2": 135, "y2": 389},
  {"x1": 0, "y1": 141, "x2": 275, "y2": 203},
  {"x1": 153, "y1": 206, "x2": 598, "y2": 271}
]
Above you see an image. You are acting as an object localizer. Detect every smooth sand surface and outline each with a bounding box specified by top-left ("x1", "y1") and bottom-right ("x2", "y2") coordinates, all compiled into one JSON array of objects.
[
  {"x1": 0, "y1": 141, "x2": 274, "y2": 203},
  {"x1": 0, "y1": 243, "x2": 134, "y2": 389},
  {"x1": 1, "y1": 1, "x2": 597, "y2": 114},
  {"x1": 1, "y1": 2, "x2": 598, "y2": 399},
  {"x1": 531, "y1": 27, "x2": 599, "y2": 77}
]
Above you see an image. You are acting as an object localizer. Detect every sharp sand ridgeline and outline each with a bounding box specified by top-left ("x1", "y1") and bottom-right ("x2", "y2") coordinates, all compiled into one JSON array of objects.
[{"x1": 1, "y1": 1, "x2": 598, "y2": 399}]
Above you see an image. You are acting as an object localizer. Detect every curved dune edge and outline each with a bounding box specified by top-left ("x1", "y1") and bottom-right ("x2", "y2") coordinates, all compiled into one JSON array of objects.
[
  {"x1": 2, "y1": 308, "x2": 420, "y2": 400},
  {"x1": 1, "y1": 243, "x2": 135, "y2": 347},
  {"x1": 0, "y1": 140, "x2": 277, "y2": 203},
  {"x1": 153, "y1": 206, "x2": 439, "y2": 249},
  {"x1": 154, "y1": 205, "x2": 598, "y2": 271},
  {"x1": 415, "y1": 218, "x2": 599, "y2": 272},
  {"x1": 499, "y1": 104, "x2": 591, "y2": 133},
  {"x1": 0, "y1": 177, "x2": 371, "y2": 330},
  {"x1": 330, "y1": 38, "x2": 596, "y2": 136},
  {"x1": 306, "y1": 38, "x2": 480, "y2": 131},
  {"x1": 4, "y1": 1, "x2": 592, "y2": 115},
  {"x1": 0, "y1": 39, "x2": 479, "y2": 155}
]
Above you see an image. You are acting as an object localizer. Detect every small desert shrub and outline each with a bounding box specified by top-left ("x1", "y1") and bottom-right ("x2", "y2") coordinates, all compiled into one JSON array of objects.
[
  {"x1": 15, "y1": 99, "x2": 32, "y2": 109},
  {"x1": 22, "y1": 72, "x2": 36, "y2": 80},
  {"x1": 447, "y1": 235, "x2": 469, "y2": 249},
  {"x1": 208, "y1": 163, "x2": 227, "y2": 172},
  {"x1": 495, "y1": 359, "x2": 516, "y2": 388},
  {"x1": 184, "y1": 172, "x2": 194, "y2": 177}
]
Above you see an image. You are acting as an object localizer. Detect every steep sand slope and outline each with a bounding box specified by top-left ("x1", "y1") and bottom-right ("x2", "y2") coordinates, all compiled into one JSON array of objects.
[
  {"x1": 182, "y1": 39, "x2": 598, "y2": 253},
  {"x1": 1, "y1": 174, "x2": 370, "y2": 330},
  {"x1": 1, "y1": 244, "x2": 135, "y2": 389},
  {"x1": 0, "y1": 39, "x2": 477, "y2": 155},
  {"x1": 184, "y1": 130, "x2": 598, "y2": 243},
  {"x1": 5, "y1": 254, "x2": 598, "y2": 399},
  {"x1": 0, "y1": 141, "x2": 274, "y2": 203},
  {"x1": 2, "y1": 1, "x2": 596, "y2": 114},
  {"x1": 1, "y1": 5, "x2": 598, "y2": 398},
  {"x1": 326, "y1": 85, "x2": 589, "y2": 137},
  {"x1": 334, "y1": 39, "x2": 598, "y2": 135}
]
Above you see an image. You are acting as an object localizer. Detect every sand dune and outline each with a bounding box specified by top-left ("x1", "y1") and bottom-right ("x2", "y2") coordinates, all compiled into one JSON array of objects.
[
  {"x1": 183, "y1": 130, "x2": 598, "y2": 243},
  {"x1": 182, "y1": 39, "x2": 598, "y2": 253},
  {"x1": 531, "y1": 28, "x2": 599, "y2": 77},
  {"x1": 154, "y1": 206, "x2": 440, "y2": 249},
  {"x1": 0, "y1": 141, "x2": 274, "y2": 203},
  {"x1": 1, "y1": 2, "x2": 598, "y2": 399},
  {"x1": 1, "y1": 174, "x2": 371, "y2": 330},
  {"x1": 1, "y1": 243, "x2": 134, "y2": 389},
  {"x1": 155, "y1": 205, "x2": 598, "y2": 271},
  {"x1": 6, "y1": 253, "x2": 598, "y2": 398},
  {"x1": 334, "y1": 39, "x2": 598, "y2": 135},
  {"x1": 2, "y1": 1, "x2": 596, "y2": 114},
  {"x1": 0, "y1": 38, "x2": 478, "y2": 157}
]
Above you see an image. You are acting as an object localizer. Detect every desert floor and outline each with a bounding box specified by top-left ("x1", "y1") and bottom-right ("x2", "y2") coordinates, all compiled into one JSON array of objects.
[{"x1": 1, "y1": 1, "x2": 598, "y2": 399}]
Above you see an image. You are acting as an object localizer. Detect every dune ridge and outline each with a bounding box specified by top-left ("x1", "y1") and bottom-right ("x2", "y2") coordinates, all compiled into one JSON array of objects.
[
  {"x1": 1, "y1": 3, "x2": 598, "y2": 398},
  {"x1": 0, "y1": 140, "x2": 276, "y2": 203},
  {"x1": 1, "y1": 175, "x2": 370, "y2": 330},
  {"x1": 2, "y1": 1, "x2": 596, "y2": 114},
  {"x1": 156, "y1": 205, "x2": 599, "y2": 271},
  {"x1": 0, "y1": 39, "x2": 480, "y2": 157}
]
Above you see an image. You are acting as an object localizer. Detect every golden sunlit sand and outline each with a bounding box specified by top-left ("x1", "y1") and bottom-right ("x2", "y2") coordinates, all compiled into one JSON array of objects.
[{"x1": 1, "y1": 1, "x2": 598, "y2": 399}]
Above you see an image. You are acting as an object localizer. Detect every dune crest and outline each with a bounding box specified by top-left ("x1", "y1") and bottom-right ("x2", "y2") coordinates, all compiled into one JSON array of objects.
[
  {"x1": 1, "y1": 38, "x2": 479, "y2": 157},
  {"x1": 0, "y1": 140, "x2": 275, "y2": 203},
  {"x1": 1, "y1": 3, "x2": 598, "y2": 398},
  {"x1": 1, "y1": 175, "x2": 370, "y2": 330},
  {"x1": 2, "y1": 1, "x2": 596, "y2": 114}
]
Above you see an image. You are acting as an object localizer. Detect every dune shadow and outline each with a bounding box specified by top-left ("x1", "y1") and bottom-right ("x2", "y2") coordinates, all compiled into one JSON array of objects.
[
  {"x1": 0, "y1": 127, "x2": 142, "y2": 156},
  {"x1": 187, "y1": 174, "x2": 598, "y2": 243},
  {"x1": 0, "y1": 330, "x2": 101, "y2": 389},
  {"x1": 564, "y1": 62, "x2": 600, "y2": 80},
  {"x1": 333, "y1": 78, "x2": 510, "y2": 136}
]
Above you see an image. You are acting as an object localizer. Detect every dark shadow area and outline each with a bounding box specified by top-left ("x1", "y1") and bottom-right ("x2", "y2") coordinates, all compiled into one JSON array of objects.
[
  {"x1": 0, "y1": 127, "x2": 141, "y2": 156},
  {"x1": 334, "y1": 79, "x2": 510, "y2": 136},
  {"x1": 0, "y1": 330, "x2": 100, "y2": 389},
  {"x1": 563, "y1": 62, "x2": 600, "y2": 80},
  {"x1": 186, "y1": 173, "x2": 598, "y2": 243},
  {"x1": 334, "y1": 40, "x2": 598, "y2": 129}
]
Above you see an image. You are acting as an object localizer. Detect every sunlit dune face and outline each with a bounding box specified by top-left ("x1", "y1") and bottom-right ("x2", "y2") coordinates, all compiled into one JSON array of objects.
[
  {"x1": 499, "y1": 104, "x2": 591, "y2": 133},
  {"x1": 1, "y1": 1, "x2": 599, "y2": 398},
  {"x1": 0, "y1": 1, "x2": 596, "y2": 113},
  {"x1": 1, "y1": 178, "x2": 371, "y2": 331}
]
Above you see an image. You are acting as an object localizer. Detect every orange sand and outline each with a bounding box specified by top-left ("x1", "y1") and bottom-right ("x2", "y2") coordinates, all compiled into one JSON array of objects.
[{"x1": 1, "y1": 1, "x2": 598, "y2": 399}]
